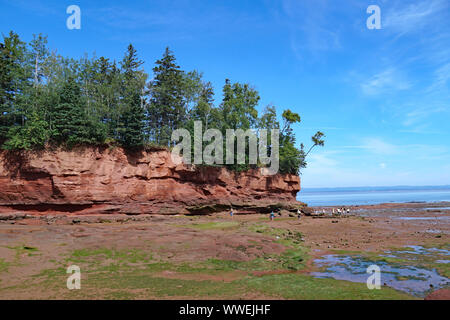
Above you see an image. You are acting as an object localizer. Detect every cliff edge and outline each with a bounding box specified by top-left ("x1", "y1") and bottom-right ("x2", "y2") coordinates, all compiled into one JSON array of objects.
[{"x1": 0, "y1": 147, "x2": 303, "y2": 215}]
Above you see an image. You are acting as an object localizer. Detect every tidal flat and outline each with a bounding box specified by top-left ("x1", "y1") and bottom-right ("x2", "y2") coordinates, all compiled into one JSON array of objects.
[{"x1": 0, "y1": 202, "x2": 448, "y2": 299}]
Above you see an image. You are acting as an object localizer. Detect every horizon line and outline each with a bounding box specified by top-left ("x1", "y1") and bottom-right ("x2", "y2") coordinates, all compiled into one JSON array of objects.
[{"x1": 301, "y1": 184, "x2": 450, "y2": 191}]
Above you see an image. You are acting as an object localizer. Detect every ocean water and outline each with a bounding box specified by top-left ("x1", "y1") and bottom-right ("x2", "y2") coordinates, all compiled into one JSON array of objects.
[{"x1": 297, "y1": 186, "x2": 450, "y2": 206}]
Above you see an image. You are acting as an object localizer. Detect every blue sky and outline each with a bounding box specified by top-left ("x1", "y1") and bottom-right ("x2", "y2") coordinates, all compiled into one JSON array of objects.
[{"x1": 1, "y1": 0, "x2": 449, "y2": 188}]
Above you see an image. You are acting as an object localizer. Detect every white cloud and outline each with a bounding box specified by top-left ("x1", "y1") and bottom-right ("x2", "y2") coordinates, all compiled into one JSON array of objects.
[
  {"x1": 361, "y1": 138, "x2": 398, "y2": 155},
  {"x1": 343, "y1": 138, "x2": 449, "y2": 157},
  {"x1": 342, "y1": 138, "x2": 398, "y2": 155},
  {"x1": 361, "y1": 68, "x2": 411, "y2": 95},
  {"x1": 301, "y1": 151, "x2": 408, "y2": 188},
  {"x1": 301, "y1": 142, "x2": 450, "y2": 188},
  {"x1": 279, "y1": 0, "x2": 345, "y2": 59},
  {"x1": 427, "y1": 63, "x2": 450, "y2": 94},
  {"x1": 384, "y1": 0, "x2": 447, "y2": 35},
  {"x1": 402, "y1": 106, "x2": 447, "y2": 127}
]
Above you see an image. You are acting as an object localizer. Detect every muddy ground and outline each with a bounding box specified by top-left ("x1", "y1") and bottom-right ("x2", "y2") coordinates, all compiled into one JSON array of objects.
[{"x1": 0, "y1": 202, "x2": 448, "y2": 300}]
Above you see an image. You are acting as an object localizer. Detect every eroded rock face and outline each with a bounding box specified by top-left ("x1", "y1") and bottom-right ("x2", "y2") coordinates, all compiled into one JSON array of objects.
[{"x1": 0, "y1": 147, "x2": 301, "y2": 215}]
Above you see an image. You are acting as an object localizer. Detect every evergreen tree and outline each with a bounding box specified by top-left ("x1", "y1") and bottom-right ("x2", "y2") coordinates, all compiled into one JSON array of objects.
[
  {"x1": 0, "y1": 31, "x2": 30, "y2": 144},
  {"x1": 51, "y1": 76, "x2": 102, "y2": 147},
  {"x1": 0, "y1": 30, "x2": 324, "y2": 175},
  {"x1": 117, "y1": 44, "x2": 146, "y2": 148},
  {"x1": 148, "y1": 47, "x2": 185, "y2": 146},
  {"x1": 117, "y1": 91, "x2": 145, "y2": 148},
  {"x1": 0, "y1": 41, "x2": 10, "y2": 143}
]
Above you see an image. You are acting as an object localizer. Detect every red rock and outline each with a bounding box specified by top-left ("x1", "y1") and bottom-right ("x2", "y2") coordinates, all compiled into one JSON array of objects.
[
  {"x1": 0, "y1": 147, "x2": 302, "y2": 215},
  {"x1": 424, "y1": 289, "x2": 450, "y2": 300}
]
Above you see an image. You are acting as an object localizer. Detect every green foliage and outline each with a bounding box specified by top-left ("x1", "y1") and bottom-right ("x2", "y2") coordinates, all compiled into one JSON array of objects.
[
  {"x1": 0, "y1": 31, "x2": 31, "y2": 143},
  {"x1": 3, "y1": 110, "x2": 49, "y2": 150},
  {"x1": 0, "y1": 31, "x2": 325, "y2": 175},
  {"x1": 148, "y1": 47, "x2": 185, "y2": 146},
  {"x1": 279, "y1": 140, "x2": 306, "y2": 174},
  {"x1": 278, "y1": 109, "x2": 305, "y2": 174},
  {"x1": 219, "y1": 79, "x2": 260, "y2": 171},
  {"x1": 117, "y1": 91, "x2": 145, "y2": 148},
  {"x1": 117, "y1": 44, "x2": 146, "y2": 148},
  {"x1": 51, "y1": 77, "x2": 104, "y2": 147},
  {"x1": 219, "y1": 79, "x2": 259, "y2": 131},
  {"x1": 305, "y1": 131, "x2": 325, "y2": 157}
]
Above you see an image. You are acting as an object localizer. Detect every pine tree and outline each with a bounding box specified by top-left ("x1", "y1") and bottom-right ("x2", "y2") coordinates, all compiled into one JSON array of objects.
[
  {"x1": 0, "y1": 30, "x2": 322, "y2": 174},
  {"x1": 0, "y1": 41, "x2": 10, "y2": 144},
  {"x1": 117, "y1": 91, "x2": 145, "y2": 148},
  {"x1": 0, "y1": 31, "x2": 30, "y2": 144},
  {"x1": 148, "y1": 47, "x2": 185, "y2": 146},
  {"x1": 117, "y1": 44, "x2": 146, "y2": 148},
  {"x1": 51, "y1": 76, "x2": 98, "y2": 147}
]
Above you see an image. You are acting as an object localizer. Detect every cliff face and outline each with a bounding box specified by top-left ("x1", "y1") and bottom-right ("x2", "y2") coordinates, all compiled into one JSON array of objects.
[{"x1": 0, "y1": 147, "x2": 301, "y2": 215}]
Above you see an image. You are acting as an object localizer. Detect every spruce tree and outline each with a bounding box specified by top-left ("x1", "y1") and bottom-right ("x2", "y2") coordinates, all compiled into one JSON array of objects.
[
  {"x1": 148, "y1": 47, "x2": 185, "y2": 146},
  {"x1": 0, "y1": 41, "x2": 10, "y2": 144},
  {"x1": 0, "y1": 31, "x2": 30, "y2": 144},
  {"x1": 117, "y1": 91, "x2": 145, "y2": 148},
  {"x1": 117, "y1": 44, "x2": 146, "y2": 148},
  {"x1": 0, "y1": 30, "x2": 321, "y2": 174},
  {"x1": 51, "y1": 77, "x2": 95, "y2": 147}
]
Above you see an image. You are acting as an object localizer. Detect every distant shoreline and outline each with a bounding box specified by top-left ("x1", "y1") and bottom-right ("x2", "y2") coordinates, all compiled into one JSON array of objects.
[
  {"x1": 298, "y1": 186, "x2": 450, "y2": 207},
  {"x1": 308, "y1": 200, "x2": 450, "y2": 209},
  {"x1": 301, "y1": 185, "x2": 450, "y2": 192}
]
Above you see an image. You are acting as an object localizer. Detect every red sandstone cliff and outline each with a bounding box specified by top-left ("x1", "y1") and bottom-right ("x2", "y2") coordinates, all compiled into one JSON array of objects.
[{"x1": 0, "y1": 147, "x2": 302, "y2": 215}]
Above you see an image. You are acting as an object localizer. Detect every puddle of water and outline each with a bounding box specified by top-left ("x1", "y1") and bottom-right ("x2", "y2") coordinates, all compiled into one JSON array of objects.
[
  {"x1": 383, "y1": 245, "x2": 450, "y2": 257},
  {"x1": 311, "y1": 246, "x2": 450, "y2": 297},
  {"x1": 390, "y1": 207, "x2": 450, "y2": 212},
  {"x1": 395, "y1": 216, "x2": 450, "y2": 221},
  {"x1": 436, "y1": 260, "x2": 450, "y2": 264},
  {"x1": 425, "y1": 229, "x2": 444, "y2": 234},
  {"x1": 380, "y1": 246, "x2": 450, "y2": 263},
  {"x1": 403, "y1": 245, "x2": 450, "y2": 256}
]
